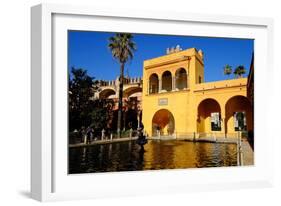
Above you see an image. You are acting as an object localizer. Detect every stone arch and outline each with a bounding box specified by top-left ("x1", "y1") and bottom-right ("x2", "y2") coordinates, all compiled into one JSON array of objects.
[
  {"x1": 175, "y1": 67, "x2": 187, "y2": 90},
  {"x1": 162, "y1": 71, "x2": 172, "y2": 92},
  {"x1": 99, "y1": 88, "x2": 116, "y2": 99},
  {"x1": 152, "y1": 109, "x2": 175, "y2": 136},
  {"x1": 123, "y1": 86, "x2": 142, "y2": 98},
  {"x1": 197, "y1": 98, "x2": 221, "y2": 133},
  {"x1": 149, "y1": 73, "x2": 159, "y2": 94},
  {"x1": 225, "y1": 95, "x2": 253, "y2": 134}
]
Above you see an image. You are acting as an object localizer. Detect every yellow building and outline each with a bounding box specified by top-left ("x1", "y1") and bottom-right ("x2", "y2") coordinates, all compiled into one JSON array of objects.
[{"x1": 142, "y1": 47, "x2": 253, "y2": 139}]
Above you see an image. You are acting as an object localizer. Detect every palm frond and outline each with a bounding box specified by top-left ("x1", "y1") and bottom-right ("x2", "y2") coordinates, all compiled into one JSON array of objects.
[{"x1": 108, "y1": 33, "x2": 137, "y2": 64}]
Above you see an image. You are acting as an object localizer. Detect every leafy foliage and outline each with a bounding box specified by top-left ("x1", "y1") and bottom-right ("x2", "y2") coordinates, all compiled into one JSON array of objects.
[
  {"x1": 234, "y1": 65, "x2": 246, "y2": 78},
  {"x1": 88, "y1": 99, "x2": 114, "y2": 132},
  {"x1": 108, "y1": 33, "x2": 137, "y2": 64},
  {"x1": 69, "y1": 67, "x2": 114, "y2": 133},
  {"x1": 124, "y1": 97, "x2": 140, "y2": 130},
  {"x1": 223, "y1": 64, "x2": 232, "y2": 76}
]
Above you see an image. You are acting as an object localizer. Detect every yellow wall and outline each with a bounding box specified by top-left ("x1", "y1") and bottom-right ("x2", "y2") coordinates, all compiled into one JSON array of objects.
[{"x1": 142, "y1": 48, "x2": 253, "y2": 138}]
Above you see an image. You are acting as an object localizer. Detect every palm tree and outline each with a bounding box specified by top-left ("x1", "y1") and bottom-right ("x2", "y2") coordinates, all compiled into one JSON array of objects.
[
  {"x1": 234, "y1": 65, "x2": 246, "y2": 78},
  {"x1": 108, "y1": 33, "x2": 136, "y2": 137},
  {"x1": 223, "y1": 64, "x2": 232, "y2": 78}
]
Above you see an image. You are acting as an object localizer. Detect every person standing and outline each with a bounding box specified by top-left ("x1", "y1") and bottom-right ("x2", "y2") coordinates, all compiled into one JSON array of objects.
[
  {"x1": 80, "y1": 126, "x2": 86, "y2": 143},
  {"x1": 86, "y1": 127, "x2": 93, "y2": 144}
]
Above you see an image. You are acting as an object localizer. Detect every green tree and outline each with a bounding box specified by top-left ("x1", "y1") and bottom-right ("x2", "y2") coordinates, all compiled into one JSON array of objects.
[
  {"x1": 223, "y1": 64, "x2": 232, "y2": 78},
  {"x1": 234, "y1": 65, "x2": 246, "y2": 78},
  {"x1": 124, "y1": 97, "x2": 140, "y2": 130},
  {"x1": 69, "y1": 67, "x2": 114, "y2": 134},
  {"x1": 108, "y1": 33, "x2": 137, "y2": 137},
  {"x1": 69, "y1": 67, "x2": 97, "y2": 131},
  {"x1": 88, "y1": 99, "x2": 114, "y2": 133}
]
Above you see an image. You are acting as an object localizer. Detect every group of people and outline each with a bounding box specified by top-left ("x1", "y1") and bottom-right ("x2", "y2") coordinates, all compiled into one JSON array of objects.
[
  {"x1": 80, "y1": 126, "x2": 95, "y2": 144},
  {"x1": 78, "y1": 124, "x2": 148, "y2": 152}
]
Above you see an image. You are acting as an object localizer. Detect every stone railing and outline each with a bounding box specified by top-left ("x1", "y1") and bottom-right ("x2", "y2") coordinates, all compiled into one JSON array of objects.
[{"x1": 98, "y1": 77, "x2": 142, "y2": 87}]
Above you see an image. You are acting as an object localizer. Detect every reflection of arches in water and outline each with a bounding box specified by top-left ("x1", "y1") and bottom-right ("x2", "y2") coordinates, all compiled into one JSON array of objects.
[
  {"x1": 197, "y1": 98, "x2": 221, "y2": 133},
  {"x1": 195, "y1": 143, "x2": 237, "y2": 167},
  {"x1": 152, "y1": 109, "x2": 175, "y2": 136},
  {"x1": 107, "y1": 143, "x2": 113, "y2": 161},
  {"x1": 225, "y1": 95, "x2": 253, "y2": 133}
]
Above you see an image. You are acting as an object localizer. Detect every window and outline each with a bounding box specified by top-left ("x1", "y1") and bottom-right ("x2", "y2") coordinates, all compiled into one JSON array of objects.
[
  {"x1": 162, "y1": 71, "x2": 172, "y2": 91},
  {"x1": 149, "y1": 74, "x2": 159, "y2": 94},
  {"x1": 175, "y1": 68, "x2": 187, "y2": 90},
  {"x1": 211, "y1": 112, "x2": 221, "y2": 131},
  {"x1": 234, "y1": 111, "x2": 247, "y2": 131}
]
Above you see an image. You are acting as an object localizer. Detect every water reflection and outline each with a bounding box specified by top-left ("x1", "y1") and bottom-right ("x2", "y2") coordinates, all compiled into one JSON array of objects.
[{"x1": 69, "y1": 140, "x2": 237, "y2": 174}]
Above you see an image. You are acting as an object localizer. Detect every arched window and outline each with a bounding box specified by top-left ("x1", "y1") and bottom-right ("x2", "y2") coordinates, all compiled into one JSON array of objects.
[
  {"x1": 149, "y1": 74, "x2": 159, "y2": 94},
  {"x1": 162, "y1": 71, "x2": 172, "y2": 92},
  {"x1": 175, "y1": 68, "x2": 187, "y2": 90}
]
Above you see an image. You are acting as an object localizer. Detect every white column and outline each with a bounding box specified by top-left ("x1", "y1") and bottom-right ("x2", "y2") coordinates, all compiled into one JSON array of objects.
[
  {"x1": 221, "y1": 117, "x2": 226, "y2": 138},
  {"x1": 159, "y1": 78, "x2": 162, "y2": 93},
  {"x1": 221, "y1": 107, "x2": 226, "y2": 138},
  {"x1": 172, "y1": 76, "x2": 176, "y2": 91},
  {"x1": 137, "y1": 111, "x2": 140, "y2": 128}
]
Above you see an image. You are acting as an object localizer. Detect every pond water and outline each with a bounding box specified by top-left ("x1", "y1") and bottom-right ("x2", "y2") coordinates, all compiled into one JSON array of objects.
[{"x1": 69, "y1": 140, "x2": 237, "y2": 174}]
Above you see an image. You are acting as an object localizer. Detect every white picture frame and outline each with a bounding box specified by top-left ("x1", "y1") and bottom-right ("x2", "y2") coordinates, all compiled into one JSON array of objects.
[{"x1": 31, "y1": 3, "x2": 274, "y2": 202}]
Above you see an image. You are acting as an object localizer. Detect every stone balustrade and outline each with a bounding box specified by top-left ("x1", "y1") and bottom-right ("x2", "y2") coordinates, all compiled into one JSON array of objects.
[{"x1": 98, "y1": 76, "x2": 143, "y2": 87}]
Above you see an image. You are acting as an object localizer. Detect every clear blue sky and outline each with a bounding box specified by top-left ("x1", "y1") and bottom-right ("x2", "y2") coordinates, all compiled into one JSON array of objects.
[{"x1": 68, "y1": 31, "x2": 254, "y2": 82}]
